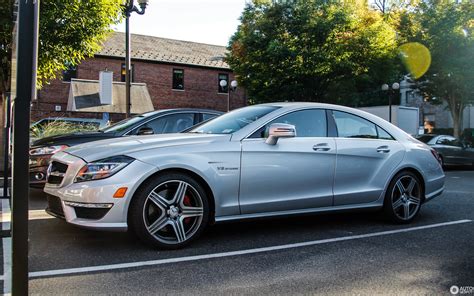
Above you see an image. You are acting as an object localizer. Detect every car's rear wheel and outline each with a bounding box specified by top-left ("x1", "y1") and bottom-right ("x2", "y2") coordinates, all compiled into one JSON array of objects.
[
  {"x1": 129, "y1": 173, "x2": 209, "y2": 249},
  {"x1": 383, "y1": 171, "x2": 422, "y2": 223}
]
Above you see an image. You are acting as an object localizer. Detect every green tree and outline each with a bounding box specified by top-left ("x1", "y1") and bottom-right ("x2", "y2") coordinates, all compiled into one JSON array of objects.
[
  {"x1": 0, "y1": 0, "x2": 15, "y2": 98},
  {"x1": 227, "y1": 0, "x2": 401, "y2": 107},
  {"x1": 399, "y1": 1, "x2": 473, "y2": 137},
  {"x1": 0, "y1": 0, "x2": 123, "y2": 97}
]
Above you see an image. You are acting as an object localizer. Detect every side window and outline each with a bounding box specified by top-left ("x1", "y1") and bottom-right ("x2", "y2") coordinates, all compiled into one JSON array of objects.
[
  {"x1": 442, "y1": 137, "x2": 461, "y2": 147},
  {"x1": 377, "y1": 126, "x2": 394, "y2": 141},
  {"x1": 250, "y1": 109, "x2": 327, "y2": 138},
  {"x1": 332, "y1": 111, "x2": 377, "y2": 139},
  {"x1": 202, "y1": 113, "x2": 218, "y2": 121},
  {"x1": 436, "y1": 137, "x2": 448, "y2": 145},
  {"x1": 139, "y1": 113, "x2": 195, "y2": 134}
]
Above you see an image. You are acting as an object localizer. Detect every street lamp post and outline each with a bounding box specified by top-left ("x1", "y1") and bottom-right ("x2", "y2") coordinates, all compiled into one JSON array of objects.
[
  {"x1": 123, "y1": 0, "x2": 148, "y2": 118},
  {"x1": 220, "y1": 79, "x2": 238, "y2": 112},
  {"x1": 381, "y1": 82, "x2": 400, "y2": 123}
]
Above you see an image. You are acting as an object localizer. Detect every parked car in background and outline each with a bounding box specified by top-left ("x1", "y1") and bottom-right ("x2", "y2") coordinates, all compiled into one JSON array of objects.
[
  {"x1": 44, "y1": 103, "x2": 444, "y2": 249},
  {"x1": 416, "y1": 134, "x2": 474, "y2": 167},
  {"x1": 29, "y1": 109, "x2": 223, "y2": 187}
]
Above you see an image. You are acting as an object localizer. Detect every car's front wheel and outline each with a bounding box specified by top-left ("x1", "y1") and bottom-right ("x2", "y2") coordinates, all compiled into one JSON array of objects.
[
  {"x1": 129, "y1": 173, "x2": 210, "y2": 249},
  {"x1": 383, "y1": 171, "x2": 422, "y2": 223}
]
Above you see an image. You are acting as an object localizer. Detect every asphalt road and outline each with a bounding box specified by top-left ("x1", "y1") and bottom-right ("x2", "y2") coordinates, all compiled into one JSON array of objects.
[{"x1": 3, "y1": 169, "x2": 474, "y2": 295}]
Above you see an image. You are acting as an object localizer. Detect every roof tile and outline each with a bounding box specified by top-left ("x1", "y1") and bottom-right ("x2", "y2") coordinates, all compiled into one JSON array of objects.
[{"x1": 96, "y1": 32, "x2": 230, "y2": 69}]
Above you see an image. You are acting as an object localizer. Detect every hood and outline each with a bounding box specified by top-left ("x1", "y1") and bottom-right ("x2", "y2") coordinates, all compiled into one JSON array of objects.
[
  {"x1": 32, "y1": 131, "x2": 112, "y2": 147},
  {"x1": 64, "y1": 133, "x2": 230, "y2": 162}
]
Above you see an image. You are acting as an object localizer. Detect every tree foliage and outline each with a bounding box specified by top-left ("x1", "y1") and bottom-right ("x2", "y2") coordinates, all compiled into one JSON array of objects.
[
  {"x1": 227, "y1": 0, "x2": 401, "y2": 106},
  {"x1": 395, "y1": 0, "x2": 474, "y2": 137},
  {"x1": 0, "y1": 0, "x2": 15, "y2": 96},
  {"x1": 0, "y1": 0, "x2": 123, "y2": 96}
]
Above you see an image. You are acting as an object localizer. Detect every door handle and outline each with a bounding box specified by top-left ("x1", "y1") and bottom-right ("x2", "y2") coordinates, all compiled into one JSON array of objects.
[
  {"x1": 377, "y1": 145, "x2": 390, "y2": 153},
  {"x1": 313, "y1": 143, "x2": 331, "y2": 152}
]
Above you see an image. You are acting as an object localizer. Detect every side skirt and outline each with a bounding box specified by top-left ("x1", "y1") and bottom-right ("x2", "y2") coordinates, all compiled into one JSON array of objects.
[{"x1": 215, "y1": 202, "x2": 383, "y2": 223}]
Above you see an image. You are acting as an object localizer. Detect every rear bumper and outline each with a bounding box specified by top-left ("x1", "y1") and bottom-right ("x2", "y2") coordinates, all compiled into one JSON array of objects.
[
  {"x1": 424, "y1": 186, "x2": 444, "y2": 203},
  {"x1": 424, "y1": 173, "x2": 445, "y2": 203}
]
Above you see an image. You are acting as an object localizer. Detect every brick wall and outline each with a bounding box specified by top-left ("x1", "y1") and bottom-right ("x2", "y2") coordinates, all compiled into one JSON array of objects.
[{"x1": 33, "y1": 57, "x2": 247, "y2": 122}]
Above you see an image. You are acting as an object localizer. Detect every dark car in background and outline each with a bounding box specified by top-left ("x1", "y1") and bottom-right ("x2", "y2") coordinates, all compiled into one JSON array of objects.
[
  {"x1": 416, "y1": 134, "x2": 474, "y2": 167},
  {"x1": 29, "y1": 109, "x2": 223, "y2": 187}
]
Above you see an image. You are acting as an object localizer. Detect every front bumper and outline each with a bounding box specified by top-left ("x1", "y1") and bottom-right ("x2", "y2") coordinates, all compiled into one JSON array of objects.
[{"x1": 44, "y1": 152, "x2": 157, "y2": 231}]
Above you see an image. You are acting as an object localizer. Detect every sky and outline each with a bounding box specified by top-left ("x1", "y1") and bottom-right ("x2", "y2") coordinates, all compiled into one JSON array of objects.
[{"x1": 113, "y1": 0, "x2": 249, "y2": 46}]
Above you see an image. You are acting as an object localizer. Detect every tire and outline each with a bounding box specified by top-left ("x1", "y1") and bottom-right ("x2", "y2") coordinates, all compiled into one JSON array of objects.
[
  {"x1": 383, "y1": 171, "x2": 422, "y2": 224},
  {"x1": 129, "y1": 173, "x2": 210, "y2": 249}
]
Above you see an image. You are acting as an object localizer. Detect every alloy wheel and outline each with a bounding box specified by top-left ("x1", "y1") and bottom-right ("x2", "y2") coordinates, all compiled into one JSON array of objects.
[
  {"x1": 390, "y1": 175, "x2": 421, "y2": 221},
  {"x1": 142, "y1": 180, "x2": 204, "y2": 244}
]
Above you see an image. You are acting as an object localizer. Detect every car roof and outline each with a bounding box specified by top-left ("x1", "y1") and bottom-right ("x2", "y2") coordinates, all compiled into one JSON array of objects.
[
  {"x1": 136, "y1": 108, "x2": 223, "y2": 117},
  {"x1": 258, "y1": 102, "x2": 347, "y2": 109}
]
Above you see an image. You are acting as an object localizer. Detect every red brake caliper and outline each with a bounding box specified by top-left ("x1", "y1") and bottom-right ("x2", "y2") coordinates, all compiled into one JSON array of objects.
[{"x1": 183, "y1": 195, "x2": 192, "y2": 225}]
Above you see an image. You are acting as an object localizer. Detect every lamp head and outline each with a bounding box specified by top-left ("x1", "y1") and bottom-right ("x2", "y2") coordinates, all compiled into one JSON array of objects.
[
  {"x1": 392, "y1": 82, "x2": 400, "y2": 90},
  {"x1": 219, "y1": 80, "x2": 228, "y2": 88},
  {"x1": 230, "y1": 80, "x2": 238, "y2": 88},
  {"x1": 381, "y1": 84, "x2": 389, "y2": 91},
  {"x1": 137, "y1": 0, "x2": 148, "y2": 10}
]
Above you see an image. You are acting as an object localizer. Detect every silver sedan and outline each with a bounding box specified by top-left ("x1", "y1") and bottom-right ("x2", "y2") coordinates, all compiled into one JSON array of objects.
[{"x1": 44, "y1": 103, "x2": 445, "y2": 249}]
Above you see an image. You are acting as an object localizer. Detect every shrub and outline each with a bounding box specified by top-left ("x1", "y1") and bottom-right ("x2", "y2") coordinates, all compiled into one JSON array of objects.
[{"x1": 30, "y1": 120, "x2": 99, "y2": 139}]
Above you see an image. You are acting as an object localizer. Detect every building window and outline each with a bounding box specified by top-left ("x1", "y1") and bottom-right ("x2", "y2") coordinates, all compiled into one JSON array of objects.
[
  {"x1": 62, "y1": 64, "x2": 77, "y2": 82},
  {"x1": 218, "y1": 73, "x2": 229, "y2": 93},
  {"x1": 121, "y1": 63, "x2": 134, "y2": 82},
  {"x1": 172, "y1": 69, "x2": 184, "y2": 90}
]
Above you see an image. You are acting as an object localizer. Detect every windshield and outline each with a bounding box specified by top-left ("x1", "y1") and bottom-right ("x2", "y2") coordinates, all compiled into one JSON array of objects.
[{"x1": 190, "y1": 105, "x2": 278, "y2": 134}]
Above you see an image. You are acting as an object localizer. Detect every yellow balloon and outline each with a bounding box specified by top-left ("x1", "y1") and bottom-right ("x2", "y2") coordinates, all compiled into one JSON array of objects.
[{"x1": 398, "y1": 42, "x2": 432, "y2": 79}]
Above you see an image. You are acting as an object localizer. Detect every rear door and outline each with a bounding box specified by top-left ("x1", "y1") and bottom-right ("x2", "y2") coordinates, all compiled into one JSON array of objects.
[{"x1": 330, "y1": 110, "x2": 405, "y2": 206}]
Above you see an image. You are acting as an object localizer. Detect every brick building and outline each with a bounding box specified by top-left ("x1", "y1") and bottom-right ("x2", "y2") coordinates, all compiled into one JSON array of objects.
[{"x1": 32, "y1": 32, "x2": 246, "y2": 122}]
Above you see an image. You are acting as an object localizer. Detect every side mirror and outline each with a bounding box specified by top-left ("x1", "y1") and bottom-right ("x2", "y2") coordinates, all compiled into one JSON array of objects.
[
  {"x1": 137, "y1": 127, "x2": 154, "y2": 135},
  {"x1": 265, "y1": 123, "x2": 296, "y2": 145}
]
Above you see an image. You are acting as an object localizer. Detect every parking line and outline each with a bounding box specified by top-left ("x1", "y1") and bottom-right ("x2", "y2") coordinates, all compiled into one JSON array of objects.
[
  {"x1": 1, "y1": 192, "x2": 12, "y2": 294},
  {"x1": 28, "y1": 219, "x2": 471, "y2": 279},
  {"x1": 0, "y1": 210, "x2": 53, "y2": 224}
]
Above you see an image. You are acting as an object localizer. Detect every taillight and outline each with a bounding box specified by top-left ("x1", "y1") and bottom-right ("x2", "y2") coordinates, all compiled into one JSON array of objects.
[{"x1": 430, "y1": 149, "x2": 442, "y2": 165}]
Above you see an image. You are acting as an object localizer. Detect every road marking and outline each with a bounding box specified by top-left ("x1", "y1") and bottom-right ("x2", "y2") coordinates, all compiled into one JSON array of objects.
[
  {"x1": 1, "y1": 189, "x2": 12, "y2": 294},
  {"x1": 0, "y1": 210, "x2": 53, "y2": 223},
  {"x1": 445, "y1": 190, "x2": 474, "y2": 194},
  {"x1": 27, "y1": 219, "x2": 471, "y2": 279}
]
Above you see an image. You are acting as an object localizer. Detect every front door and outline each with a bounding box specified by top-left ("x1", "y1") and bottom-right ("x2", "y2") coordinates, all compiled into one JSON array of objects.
[{"x1": 239, "y1": 109, "x2": 335, "y2": 214}]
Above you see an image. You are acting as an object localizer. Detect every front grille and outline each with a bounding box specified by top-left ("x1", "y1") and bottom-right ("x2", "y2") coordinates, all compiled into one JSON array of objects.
[
  {"x1": 46, "y1": 194, "x2": 65, "y2": 219},
  {"x1": 47, "y1": 161, "x2": 68, "y2": 185},
  {"x1": 74, "y1": 207, "x2": 110, "y2": 220}
]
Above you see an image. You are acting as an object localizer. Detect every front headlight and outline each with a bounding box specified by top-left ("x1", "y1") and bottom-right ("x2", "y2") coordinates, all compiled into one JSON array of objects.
[
  {"x1": 74, "y1": 155, "x2": 134, "y2": 183},
  {"x1": 29, "y1": 145, "x2": 69, "y2": 156}
]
